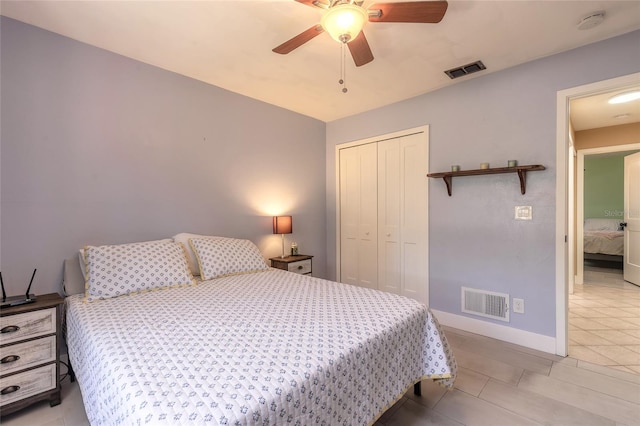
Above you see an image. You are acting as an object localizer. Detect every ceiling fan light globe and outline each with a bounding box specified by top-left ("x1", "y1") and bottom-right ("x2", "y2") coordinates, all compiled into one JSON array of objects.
[{"x1": 321, "y1": 3, "x2": 367, "y2": 43}]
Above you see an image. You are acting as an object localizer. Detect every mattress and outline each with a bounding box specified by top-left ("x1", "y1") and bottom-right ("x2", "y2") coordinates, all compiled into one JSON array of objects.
[
  {"x1": 584, "y1": 230, "x2": 624, "y2": 256},
  {"x1": 66, "y1": 268, "x2": 456, "y2": 425}
]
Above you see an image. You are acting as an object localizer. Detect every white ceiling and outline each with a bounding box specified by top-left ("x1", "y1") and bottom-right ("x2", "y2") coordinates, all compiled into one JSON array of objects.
[
  {"x1": 2, "y1": 0, "x2": 640, "y2": 122},
  {"x1": 570, "y1": 85, "x2": 640, "y2": 131}
]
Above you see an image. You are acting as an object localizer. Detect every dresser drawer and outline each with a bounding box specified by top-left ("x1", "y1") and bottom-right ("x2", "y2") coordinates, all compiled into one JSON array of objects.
[
  {"x1": 0, "y1": 308, "x2": 57, "y2": 346},
  {"x1": 288, "y1": 259, "x2": 312, "y2": 275},
  {"x1": 0, "y1": 363, "x2": 56, "y2": 407},
  {"x1": 0, "y1": 335, "x2": 56, "y2": 376}
]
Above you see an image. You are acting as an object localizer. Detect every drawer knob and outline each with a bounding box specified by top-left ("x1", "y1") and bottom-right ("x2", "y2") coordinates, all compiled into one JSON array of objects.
[
  {"x1": 1, "y1": 385, "x2": 20, "y2": 395},
  {"x1": 298, "y1": 265, "x2": 303, "y2": 270},
  {"x1": 0, "y1": 325, "x2": 20, "y2": 334},
  {"x1": 1, "y1": 355, "x2": 20, "y2": 364}
]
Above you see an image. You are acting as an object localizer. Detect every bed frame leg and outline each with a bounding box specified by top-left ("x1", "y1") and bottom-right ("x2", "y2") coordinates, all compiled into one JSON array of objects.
[
  {"x1": 68, "y1": 359, "x2": 76, "y2": 383},
  {"x1": 414, "y1": 382, "x2": 422, "y2": 396}
]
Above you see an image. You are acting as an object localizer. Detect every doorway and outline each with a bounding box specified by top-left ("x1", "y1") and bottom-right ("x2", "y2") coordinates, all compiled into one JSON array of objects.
[
  {"x1": 556, "y1": 72, "x2": 640, "y2": 357},
  {"x1": 576, "y1": 146, "x2": 640, "y2": 286}
]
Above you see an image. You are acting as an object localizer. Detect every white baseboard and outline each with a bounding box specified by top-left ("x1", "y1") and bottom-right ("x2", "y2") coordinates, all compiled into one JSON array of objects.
[{"x1": 431, "y1": 309, "x2": 557, "y2": 355}]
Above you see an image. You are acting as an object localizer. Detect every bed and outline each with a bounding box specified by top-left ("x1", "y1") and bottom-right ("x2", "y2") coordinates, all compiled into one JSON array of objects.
[
  {"x1": 583, "y1": 218, "x2": 624, "y2": 262},
  {"x1": 63, "y1": 235, "x2": 456, "y2": 425}
]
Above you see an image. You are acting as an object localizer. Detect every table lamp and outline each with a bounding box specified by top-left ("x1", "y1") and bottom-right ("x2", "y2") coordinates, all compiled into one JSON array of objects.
[{"x1": 273, "y1": 216, "x2": 292, "y2": 258}]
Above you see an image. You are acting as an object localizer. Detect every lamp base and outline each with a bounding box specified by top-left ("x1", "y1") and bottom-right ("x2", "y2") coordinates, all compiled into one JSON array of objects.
[{"x1": 281, "y1": 234, "x2": 286, "y2": 258}]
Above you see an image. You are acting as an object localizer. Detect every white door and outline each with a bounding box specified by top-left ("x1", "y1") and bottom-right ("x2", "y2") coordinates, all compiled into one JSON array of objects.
[
  {"x1": 339, "y1": 143, "x2": 378, "y2": 289},
  {"x1": 377, "y1": 133, "x2": 428, "y2": 304},
  {"x1": 399, "y1": 134, "x2": 428, "y2": 303},
  {"x1": 623, "y1": 151, "x2": 640, "y2": 285},
  {"x1": 340, "y1": 146, "x2": 360, "y2": 286},
  {"x1": 378, "y1": 139, "x2": 401, "y2": 295}
]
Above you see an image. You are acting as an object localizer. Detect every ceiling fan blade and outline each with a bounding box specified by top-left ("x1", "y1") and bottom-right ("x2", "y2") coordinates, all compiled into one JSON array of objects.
[
  {"x1": 348, "y1": 31, "x2": 374, "y2": 67},
  {"x1": 368, "y1": 1, "x2": 448, "y2": 23},
  {"x1": 295, "y1": 0, "x2": 328, "y2": 9},
  {"x1": 273, "y1": 25, "x2": 324, "y2": 54}
]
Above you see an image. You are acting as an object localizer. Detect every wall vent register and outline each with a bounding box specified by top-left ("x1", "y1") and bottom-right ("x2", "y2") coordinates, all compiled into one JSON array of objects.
[{"x1": 461, "y1": 287, "x2": 510, "y2": 322}]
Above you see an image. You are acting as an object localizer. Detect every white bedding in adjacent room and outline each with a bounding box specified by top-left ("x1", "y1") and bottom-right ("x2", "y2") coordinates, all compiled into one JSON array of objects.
[
  {"x1": 66, "y1": 268, "x2": 456, "y2": 425},
  {"x1": 583, "y1": 218, "x2": 624, "y2": 257},
  {"x1": 584, "y1": 230, "x2": 624, "y2": 256}
]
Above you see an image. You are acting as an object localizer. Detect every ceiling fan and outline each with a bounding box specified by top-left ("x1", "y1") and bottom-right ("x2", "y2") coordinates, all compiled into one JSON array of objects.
[{"x1": 273, "y1": 0, "x2": 448, "y2": 67}]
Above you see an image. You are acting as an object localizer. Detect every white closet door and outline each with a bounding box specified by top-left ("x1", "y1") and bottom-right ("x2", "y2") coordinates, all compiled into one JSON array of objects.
[
  {"x1": 399, "y1": 133, "x2": 428, "y2": 303},
  {"x1": 378, "y1": 139, "x2": 401, "y2": 295},
  {"x1": 378, "y1": 133, "x2": 428, "y2": 303},
  {"x1": 339, "y1": 143, "x2": 378, "y2": 289}
]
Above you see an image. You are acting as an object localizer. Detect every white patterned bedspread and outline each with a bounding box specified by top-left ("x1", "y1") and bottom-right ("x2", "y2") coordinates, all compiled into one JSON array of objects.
[
  {"x1": 66, "y1": 269, "x2": 456, "y2": 425},
  {"x1": 584, "y1": 230, "x2": 624, "y2": 256}
]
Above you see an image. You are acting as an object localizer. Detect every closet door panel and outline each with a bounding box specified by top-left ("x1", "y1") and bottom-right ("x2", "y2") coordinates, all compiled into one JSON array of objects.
[
  {"x1": 339, "y1": 147, "x2": 360, "y2": 286},
  {"x1": 339, "y1": 143, "x2": 378, "y2": 289},
  {"x1": 400, "y1": 134, "x2": 428, "y2": 303},
  {"x1": 378, "y1": 139, "x2": 401, "y2": 294},
  {"x1": 358, "y1": 143, "x2": 378, "y2": 289}
]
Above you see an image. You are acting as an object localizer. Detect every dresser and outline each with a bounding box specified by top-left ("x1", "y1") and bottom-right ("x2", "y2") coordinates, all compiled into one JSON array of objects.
[
  {"x1": 270, "y1": 255, "x2": 313, "y2": 276},
  {"x1": 0, "y1": 293, "x2": 64, "y2": 416}
]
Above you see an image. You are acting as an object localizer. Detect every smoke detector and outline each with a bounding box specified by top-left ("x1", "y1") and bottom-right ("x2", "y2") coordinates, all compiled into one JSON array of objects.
[{"x1": 577, "y1": 11, "x2": 605, "y2": 30}]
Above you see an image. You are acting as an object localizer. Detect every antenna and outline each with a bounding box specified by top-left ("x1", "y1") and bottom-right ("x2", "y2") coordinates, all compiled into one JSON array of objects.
[
  {"x1": 1, "y1": 272, "x2": 6, "y2": 303},
  {"x1": 26, "y1": 269, "x2": 36, "y2": 301},
  {"x1": 0, "y1": 269, "x2": 37, "y2": 308}
]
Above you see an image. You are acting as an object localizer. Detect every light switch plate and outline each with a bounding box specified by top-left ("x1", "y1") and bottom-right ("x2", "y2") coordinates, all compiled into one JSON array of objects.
[{"x1": 515, "y1": 206, "x2": 532, "y2": 220}]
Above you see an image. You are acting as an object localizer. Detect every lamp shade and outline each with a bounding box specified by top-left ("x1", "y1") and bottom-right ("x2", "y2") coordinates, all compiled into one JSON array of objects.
[
  {"x1": 273, "y1": 216, "x2": 292, "y2": 235},
  {"x1": 321, "y1": 3, "x2": 368, "y2": 43}
]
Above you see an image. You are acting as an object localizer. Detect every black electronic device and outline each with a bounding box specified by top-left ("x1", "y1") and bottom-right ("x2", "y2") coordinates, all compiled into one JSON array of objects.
[{"x1": 1, "y1": 269, "x2": 37, "y2": 308}]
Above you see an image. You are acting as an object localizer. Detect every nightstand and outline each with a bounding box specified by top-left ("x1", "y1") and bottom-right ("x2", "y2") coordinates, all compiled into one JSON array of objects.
[
  {"x1": 270, "y1": 255, "x2": 313, "y2": 276},
  {"x1": 0, "y1": 293, "x2": 64, "y2": 416}
]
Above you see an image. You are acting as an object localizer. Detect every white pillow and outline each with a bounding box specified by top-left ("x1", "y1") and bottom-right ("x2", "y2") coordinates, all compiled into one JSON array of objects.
[
  {"x1": 84, "y1": 240, "x2": 195, "y2": 302},
  {"x1": 584, "y1": 218, "x2": 621, "y2": 231},
  {"x1": 172, "y1": 233, "x2": 225, "y2": 276},
  {"x1": 79, "y1": 238, "x2": 172, "y2": 278},
  {"x1": 189, "y1": 237, "x2": 269, "y2": 281}
]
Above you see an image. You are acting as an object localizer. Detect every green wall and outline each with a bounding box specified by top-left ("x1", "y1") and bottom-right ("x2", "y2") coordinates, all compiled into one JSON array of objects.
[{"x1": 584, "y1": 155, "x2": 625, "y2": 218}]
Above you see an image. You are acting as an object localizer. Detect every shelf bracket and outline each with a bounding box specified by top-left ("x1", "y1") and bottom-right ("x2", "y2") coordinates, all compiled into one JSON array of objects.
[
  {"x1": 442, "y1": 176, "x2": 453, "y2": 196},
  {"x1": 517, "y1": 169, "x2": 527, "y2": 195}
]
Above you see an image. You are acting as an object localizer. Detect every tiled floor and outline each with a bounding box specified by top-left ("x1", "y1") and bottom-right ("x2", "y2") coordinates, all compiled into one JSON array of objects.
[
  {"x1": 569, "y1": 262, "x2": 640, "y2": 374},
  {"x1": 3, "y1": 325, "x2": 640, "y2": 426}
]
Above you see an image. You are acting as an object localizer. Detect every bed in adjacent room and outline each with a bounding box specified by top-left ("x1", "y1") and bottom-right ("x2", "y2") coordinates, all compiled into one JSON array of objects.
[
  {"x1": 63, "y1": 235, "x2": 456, "y2": 425},
  {"x1": 583, "y1": 218, "x2": 624, "y2": 262}
]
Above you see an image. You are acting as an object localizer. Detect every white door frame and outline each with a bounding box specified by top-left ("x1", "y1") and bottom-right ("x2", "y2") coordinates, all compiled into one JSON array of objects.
[
  {"x1": 575, "y1": 144, "x2": 640, "y2": 286},
  {"x1": 556, "y1": 72, "x2": 640, "y2": 356},
  {"x1": 567, "y1": 143, "x2": 575, "y2": 296}
]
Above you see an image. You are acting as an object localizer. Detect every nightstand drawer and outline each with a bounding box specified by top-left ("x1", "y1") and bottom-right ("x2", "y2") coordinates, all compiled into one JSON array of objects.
[
  {"x1": 0, "y1": 308, "x2": 57, "y2": 346},
  {"x1": 288, "y1": 259, "x2": 312, "y2": 275},
  {"x1": 0, "y1": 335, "x2": 56, "y2": 376},
  {"x1": 0, "y1": 363, "x2": 56, "y2": 407}
]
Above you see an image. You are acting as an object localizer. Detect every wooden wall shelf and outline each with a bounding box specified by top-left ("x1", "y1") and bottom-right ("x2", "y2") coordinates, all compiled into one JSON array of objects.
[{"x1": 427, "y1": 165, "x2": 546, "y2": 196}]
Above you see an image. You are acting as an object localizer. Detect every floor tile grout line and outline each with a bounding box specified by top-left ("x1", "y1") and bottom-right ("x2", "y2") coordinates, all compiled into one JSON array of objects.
[
  {"x1": 570, "y1": 265, "x2": 640, "y2": 374},
  {"x1": 475, "y1": 379, "x2": 548, "y2": 426}
]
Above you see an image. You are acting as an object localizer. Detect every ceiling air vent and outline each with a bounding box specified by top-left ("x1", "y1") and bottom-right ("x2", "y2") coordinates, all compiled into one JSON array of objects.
[{"x1": 444, "y1": 60, "x2": 486, "y2": 79}]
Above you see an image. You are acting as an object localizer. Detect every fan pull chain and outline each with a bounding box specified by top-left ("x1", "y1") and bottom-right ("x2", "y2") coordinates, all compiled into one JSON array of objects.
[{"x1": 339, "y1": 42, "x2": 348, "y2": 93}]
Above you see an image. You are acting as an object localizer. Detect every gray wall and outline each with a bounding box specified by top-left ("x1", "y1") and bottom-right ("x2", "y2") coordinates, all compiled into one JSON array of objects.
[
  {"x1": 0, "y1": 17, "x2": 327, "y2": 296},
  {"x1": 326, "y1": 30, "x2": 640, "y2": 338}
]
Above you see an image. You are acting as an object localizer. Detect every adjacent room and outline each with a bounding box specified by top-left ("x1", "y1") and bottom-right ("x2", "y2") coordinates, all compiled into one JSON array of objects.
[
  {"x1": 1, "y1": 1, "x2": 640, "y2": 424},
  {"x1": 567, "y1": 95, "x2": 640, "y2": 374}
]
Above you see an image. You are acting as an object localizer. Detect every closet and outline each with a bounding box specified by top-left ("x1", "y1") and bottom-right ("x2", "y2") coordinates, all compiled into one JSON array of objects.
[{"x1": 337, "y1": 128, "x2": 429, "y2": 304}]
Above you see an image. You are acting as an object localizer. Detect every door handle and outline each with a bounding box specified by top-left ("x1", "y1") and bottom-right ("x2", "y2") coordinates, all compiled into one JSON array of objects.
[{"x1": 620, "y1": 222, "x2": 627, "y2": 228}]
